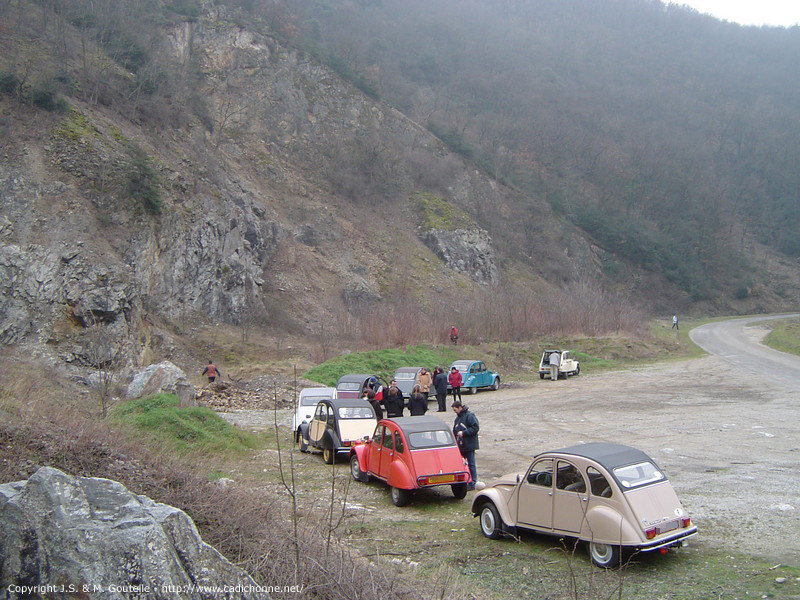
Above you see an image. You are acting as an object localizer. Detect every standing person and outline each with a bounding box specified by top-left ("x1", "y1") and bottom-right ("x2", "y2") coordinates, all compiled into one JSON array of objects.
[
  {"x1": 449, "y1": 325, "x2": 459, "y2": 345},
  {"x1": 383, "y1": 379, "x2": 405, "y2": 418},
  {"x1": 416, "y1": 368, "x2": 432, "y2": 396},
  {"x1": 548, "y1": 350, "x2": 561, "y2": 381},
  {"x1": 408, "y1": 384, "x2": 428, "y2": 416},
  {"x1": 672, "y1": 315, "x2": 679, "y2": 330},
  {"x1": 433, "y1": 366, "x2": 449, "y2": 412},
  {"x1": 448, "y1": 366, "x2": 463, "y2": 402},
  {"x1": 364, "y1": 389, "x2": 383, "y2": 421},
  {"x1": 452, "y1": 400, "x2": 479, "y2": 489},
  {"x1": 202, "y1": 360, "x2": 220, "y2": 384}
]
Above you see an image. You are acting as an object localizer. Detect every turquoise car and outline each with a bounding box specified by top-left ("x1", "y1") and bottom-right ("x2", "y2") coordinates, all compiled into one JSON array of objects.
[{"x1": 449, "y1": 360, "x2": 500, "y2": 394}]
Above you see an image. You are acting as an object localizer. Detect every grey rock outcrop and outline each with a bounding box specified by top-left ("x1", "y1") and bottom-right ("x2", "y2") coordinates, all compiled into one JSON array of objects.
[
  {"x1": 0, "y1": 467, "x2": 267, "y2": 599},
  {"x1": 421, "y1": 228, "x2": 498, "y2": 285},
  {"x1": 126, "y1": 361, "x2": 196, "y2": 406}
]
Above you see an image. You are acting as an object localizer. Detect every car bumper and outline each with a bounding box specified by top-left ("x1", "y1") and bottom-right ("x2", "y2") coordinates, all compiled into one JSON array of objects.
[{"x1": 635, "y1": 527, "x2": 698, "y2": 552}]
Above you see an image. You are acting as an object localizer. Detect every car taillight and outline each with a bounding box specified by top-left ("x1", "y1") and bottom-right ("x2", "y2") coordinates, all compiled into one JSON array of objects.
[
  {"x1": 645, "y1": 527, "x2": 657, "y2": 540},
  {"x1": 681, "y1": 517, "x2": 691, "y2": 528},
  {"x1": 417, "y1": 476, "x2": 429, "y2": 486},
  {"x1": 456, "y1": 473, "x2": 468, "y2": 482}
]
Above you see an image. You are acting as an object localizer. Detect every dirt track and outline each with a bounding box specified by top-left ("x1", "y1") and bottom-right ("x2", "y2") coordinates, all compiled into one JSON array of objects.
[
  {"x1": 467, "y1": 318, "x2": 799, "y2": 564},
  {"x1": 222, "y1": 317, "x2": 800, "y2": 564}
]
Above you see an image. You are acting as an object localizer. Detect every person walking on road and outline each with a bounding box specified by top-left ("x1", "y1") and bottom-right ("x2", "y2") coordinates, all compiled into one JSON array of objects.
[
  {"x1": 548, "y1": 350, "x2": 561, "y2": 381},
  {"x1": 452, "y1": 400, "x2": 479, "y2": 489},
  {"x1": 433, "y1": 366, "x2": 448, "y2": 412},
  {"x1": 448, "y1": 366, "x2": 463, "y2": 402},
  {"x1": 672, "y1": 315, "x2": 679, "y2": 330}
]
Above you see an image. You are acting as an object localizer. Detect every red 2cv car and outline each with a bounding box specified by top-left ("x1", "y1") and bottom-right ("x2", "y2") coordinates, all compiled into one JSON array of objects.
[{"x1": 350, "y1": 416, "x2": 471, "y2": 506}]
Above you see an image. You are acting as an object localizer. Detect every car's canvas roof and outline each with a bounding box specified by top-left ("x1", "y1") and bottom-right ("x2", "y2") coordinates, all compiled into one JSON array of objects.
[
  {"x1": 325, "y1": 398, "x2": 375, "y2": 409},
  {"x1": 450, "y1": 360, "x2": 477, "y2": 366},
  {"x1": 336, "y1": 374, "x2": 373, "y2": 384},
  {"x1": 299, "y1": 387, "x2": 335, "y2": 396},
  {"x1": 543, "y1": 442, "x2": 654, "y2": 471},
  {"x1": 393, "y1": 367, "x2": 423, "y2": 373},
  {"x1": 385, "y1": 416, "x2": 450, "y2": 433}
]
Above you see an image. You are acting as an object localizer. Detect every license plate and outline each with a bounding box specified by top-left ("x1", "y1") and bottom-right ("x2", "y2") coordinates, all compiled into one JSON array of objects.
[
  {"x1": 657, "y1": 519, "x2": 679, "y2": 534},
  {"x1": 427, "y1": 474, "x2": 456, "y2": 484}
]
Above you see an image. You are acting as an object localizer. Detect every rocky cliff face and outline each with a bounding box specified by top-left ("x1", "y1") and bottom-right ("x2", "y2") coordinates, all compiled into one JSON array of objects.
[
  {"x1": 0, "y1": 467, "x2": 266, "y2": 599},
  {"x1": 0, "y1": 3, "x2": 591, "y2": 378}
]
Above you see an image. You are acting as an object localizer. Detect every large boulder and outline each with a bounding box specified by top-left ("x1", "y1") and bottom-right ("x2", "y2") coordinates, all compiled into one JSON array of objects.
[
  {"x1": 0, "y1": 467, "x2": 268, "y2": 599},
  {"x1": 126, "y1": 361, "x2": 196, "y2": 406}
]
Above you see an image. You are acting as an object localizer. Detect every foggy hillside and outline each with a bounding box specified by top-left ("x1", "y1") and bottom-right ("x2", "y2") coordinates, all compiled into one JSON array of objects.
[{"x1": 1, "y1": 0, "x2": 799, "y2": 375}]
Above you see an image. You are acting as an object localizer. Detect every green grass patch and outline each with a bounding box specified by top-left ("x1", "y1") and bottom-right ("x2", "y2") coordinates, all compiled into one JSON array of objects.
[
  {"x1": 764, "y1": 317, "x2": 800, "y2": 357},
  {"x1": 304, "y1": 345, "x2": 463, "y2": 386},
  {"x1": 411, "y1": 191, "x2": 477, "y2": 231},
  {"x1": 112, "y1": 393, "x2": 260, "y2": 456}
]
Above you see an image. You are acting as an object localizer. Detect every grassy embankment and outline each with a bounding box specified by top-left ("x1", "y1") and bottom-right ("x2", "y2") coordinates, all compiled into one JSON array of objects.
[{"x1": 763, "y1": 316, "x2": 800, "y2": 356}]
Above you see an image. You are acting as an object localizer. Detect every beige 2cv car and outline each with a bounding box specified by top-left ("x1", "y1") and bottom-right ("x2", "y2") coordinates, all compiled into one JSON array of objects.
[{"x1": 471, "y1": 442, "x2": 698, "y2": 567}]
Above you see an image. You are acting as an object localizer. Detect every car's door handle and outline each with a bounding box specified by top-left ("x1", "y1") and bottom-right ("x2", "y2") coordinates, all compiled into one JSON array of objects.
[
  {"x1": 548, "y1": 492, "x2": 553, "y2": 496},
  {"x1": 582, "y1": 497, "x2": 589, "y2": 502}
]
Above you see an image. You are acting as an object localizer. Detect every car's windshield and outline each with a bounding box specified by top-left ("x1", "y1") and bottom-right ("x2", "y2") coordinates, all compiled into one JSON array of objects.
[
  {"x1": 337, "y1": 382, "x2": 362, "y2": 391},
  {"x1": 337, "y1": 407, "x2": 375, "y2": 419},
  {"x1": 409, "y1": 429, "x2": 455, "y2": 449},
  {"x1": 613, "y1": 461, "x2": 665, "y2": 488},
  {"x1": 301, "y1": 395, "x2": 331, "y2": 406}
]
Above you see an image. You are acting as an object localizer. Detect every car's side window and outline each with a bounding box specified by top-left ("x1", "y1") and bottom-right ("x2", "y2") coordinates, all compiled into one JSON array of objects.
[
  {"x1": 526, "y1": 459, "x2": 553, "y2": 487},
  {"x1": 381, "y1": 427, "x2": 394, "y2": 450},
  {"x1": 314, "y1": 404, "x2": 327, "y2": 422},
  {"x1": 372, "y1": 425, "x2": 384, "y2": 445},
  {"x1": 587, "y1": 467, "x2": 613, "y2": 498},
  {"x1": 394, "y1": 431, "x2": 404, "y2": 453},
  {"x1": 556, "y1": 461, "x2": 586, "y2": 492}
]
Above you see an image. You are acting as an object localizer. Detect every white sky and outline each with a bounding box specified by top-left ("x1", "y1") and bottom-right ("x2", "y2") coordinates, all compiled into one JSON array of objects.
[{"x1": 669, "y1": 1, "x2": 800, "y2": 27}]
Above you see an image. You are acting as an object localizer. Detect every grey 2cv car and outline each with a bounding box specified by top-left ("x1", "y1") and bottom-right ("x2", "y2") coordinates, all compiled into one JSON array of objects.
[{"x1": 471, "y1": 442, "x2": 698, "y2": 567}]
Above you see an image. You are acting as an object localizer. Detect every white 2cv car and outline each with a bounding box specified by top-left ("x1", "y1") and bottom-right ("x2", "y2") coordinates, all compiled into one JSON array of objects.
[{"x1": 471, "y1": 442, "x2": 698, "y2": 567}]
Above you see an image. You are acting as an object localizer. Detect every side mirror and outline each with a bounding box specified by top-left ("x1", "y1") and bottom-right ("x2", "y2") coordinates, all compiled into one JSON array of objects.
[{"x1": 516, "y1": 474, "x2": 521, "y2": 484}]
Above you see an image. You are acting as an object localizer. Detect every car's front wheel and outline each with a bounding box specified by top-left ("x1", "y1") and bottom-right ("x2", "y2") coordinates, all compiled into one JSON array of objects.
[
  {"x1": 588, "y1": 542, "x2": 622, "y2": 568},
  {"x1": 323, "y1": 447, "x2": 336, "y2": 464},
  {"x1": 469, "y1": 385, "x2": 478, "y2": 395},
  {"x1": 491, "y1": 377, "x2": 500, "y2": 391},
  {"x1": 479, "y1": 502, "x2": 502, "y2": 539},
  {"x1": 575, "y1": 364, "x2": 581, "y2": 376},
  {"x1": 451, "y1": 482, "x2": 468, "y2": 499},
  {"x1": 390, "y1": 486, "x2": 411, "y2": 507},
  {"x1": 350, "y1": 454, "x2": 369, "y2": 482}
]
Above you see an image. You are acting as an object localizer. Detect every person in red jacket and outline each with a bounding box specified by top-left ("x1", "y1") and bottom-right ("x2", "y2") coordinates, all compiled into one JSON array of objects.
[
  {"x1": 202, "y1": 360, "x2": 221, "y2": 383},
  {"x1": 448, "y1": 366, "x2": 463, "y2": 402},
  {"x1": 449, "y1": 326, "x2": 459, "y2": 345}
]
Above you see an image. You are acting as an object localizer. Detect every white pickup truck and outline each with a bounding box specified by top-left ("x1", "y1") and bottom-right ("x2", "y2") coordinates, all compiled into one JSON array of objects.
[{"x1": 538, "y1": 349, "x2": 581, "y2": 380}]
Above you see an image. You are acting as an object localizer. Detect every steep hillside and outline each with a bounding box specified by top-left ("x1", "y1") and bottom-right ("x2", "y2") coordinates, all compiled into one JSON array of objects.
[{"x1": 1, "y1": 0, "x2": 798, "y2": 381}]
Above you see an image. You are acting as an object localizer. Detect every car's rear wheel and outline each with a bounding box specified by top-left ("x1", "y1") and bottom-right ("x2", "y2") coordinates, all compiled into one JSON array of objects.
[
  {"x1": 575, "y1": 365, "x2": 580, "y2": 376},
  {"x1": 297, "y1": 430, "x2": 308, "y2": 453},
  {"x1": 491, "y1": 377, "x2": 500, "y2": 391},
  {"x1": 323, "y1": 447, "x2": 335, "y2": 464},
  {"x1": 539, "y1": 373, "x2": 545, "y2": 379},
  {"x1": 390, "y1": 486, "x2": 411, "y2": 507},
  {"x1": 451, "y1": 482, "x2": 468, "y2": 499},
  {"x1": 469, "y1": 385, "x2": 478, "y2": 394},
  {"x1": 479, "y1": 502, "x2": 502, "y2": 539},
  {"x1": 588, "y1": 542, "x2": 622, "y2": 568},
  {"x1": 350, "y1": 454, "x2": 368, "y2": 482}
]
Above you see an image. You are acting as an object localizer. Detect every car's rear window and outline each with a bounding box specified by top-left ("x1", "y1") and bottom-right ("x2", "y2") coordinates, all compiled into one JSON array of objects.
[
  {"x1": 453, "y1": 365, "x2": 468, "y2": 372},
  {"x1": 301, "y1": 395, "x2": 331, "y2": 406},
  {"x1": 613, "y1": 461, "x2": 665, "y2": 489},
  {"x1": 337, "y1": 407, "x2": 375, "y2": 419},
  {"x1": 394, "y1": 372, "x2": 416, "y2": 380},
  {"x1": 337, "y1": 382, "x2": 362, "y2": 391},
  {"x1": 408, "y1": 429, "x2": 456, "y2": 449}
]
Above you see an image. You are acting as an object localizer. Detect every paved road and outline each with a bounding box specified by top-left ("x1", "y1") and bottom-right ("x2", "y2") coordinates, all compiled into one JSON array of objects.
[{"x1": 690, "y1": 313, "x2": 800, "y2": 392}]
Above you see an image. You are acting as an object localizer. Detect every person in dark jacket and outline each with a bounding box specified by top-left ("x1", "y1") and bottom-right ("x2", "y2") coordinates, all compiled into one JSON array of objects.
[
  {"x1": 452, "y1": 400, "x2": 479, "y2": 489},
  {"x1": 364, "y1": 389, "x2": 383, "y2": 420},
  {"x1": 383, "y1": 380, "x2": 405, "y2": 418},
  {"x1": 408, "y1": 384, "x2": 428, "y2": 416},
  {"x1": 433, "y1": 366, "x2": 448, "y2": 412}
]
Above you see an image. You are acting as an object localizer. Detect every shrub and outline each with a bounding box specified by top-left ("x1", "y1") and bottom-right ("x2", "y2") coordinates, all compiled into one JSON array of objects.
[
  {"x1": 32, "y1": 88, "x2": 68, "y2": 112},
  {"x1": 0, "y1": 72, "x2": 20, "y2": 95},
  {"x1": 124, "y1": 143, "x2": 162, "y2": 213}
]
